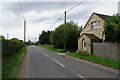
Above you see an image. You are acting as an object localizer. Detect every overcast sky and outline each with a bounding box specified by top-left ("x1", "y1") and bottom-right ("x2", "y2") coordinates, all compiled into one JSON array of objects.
[{"x1": 0, "y1": 0, "x2": 119, "y2": 42}]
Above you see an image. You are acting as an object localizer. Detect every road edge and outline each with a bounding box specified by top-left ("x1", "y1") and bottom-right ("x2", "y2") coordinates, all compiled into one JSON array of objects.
[
  {"x1": 65, "y1": 55, "x2": 119, "y2": 74},
  {"x1": 17, "y1": 47, "x2": 28, "y2": 78},
  {"x1": 37, "y1": 46, "x2": 119, "y2": 74}
]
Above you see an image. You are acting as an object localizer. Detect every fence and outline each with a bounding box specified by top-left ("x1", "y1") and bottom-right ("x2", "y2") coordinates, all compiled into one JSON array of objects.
[{"x1": 93, "y1": 43, "x2": 120, "y2": 61}]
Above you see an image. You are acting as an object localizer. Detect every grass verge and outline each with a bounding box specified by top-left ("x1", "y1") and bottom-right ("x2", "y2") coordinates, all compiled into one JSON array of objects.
[
  {"x1": 67, "y1": 52, "x2": 120, "y2": 69},
  {"x1": 2, "y1": 46, "x2": 28, "y2": 78},
  {"x1": 38, "y1": 45, "x2": 75, "y2": 53},
  {"x1": 38, "y1": 45, "x2": 120, "y2": 69}
]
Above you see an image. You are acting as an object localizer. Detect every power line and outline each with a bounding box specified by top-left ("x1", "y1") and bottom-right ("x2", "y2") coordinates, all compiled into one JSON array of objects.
[
  {"x1": 19, "y1": 0, "x2": 25, "y2": 20},
  {"x1": 18, "y1": 0, "x2": 26, "y2": 42},
  {"x1": 66, "y1": 0, "x2": 85, "y2": 13},
  {"x1": 49, "y1": 13, "x2": 64, "y2": 30},
  {"x1": 49, "y1": 0, "x2": 85, "y2": 30}
]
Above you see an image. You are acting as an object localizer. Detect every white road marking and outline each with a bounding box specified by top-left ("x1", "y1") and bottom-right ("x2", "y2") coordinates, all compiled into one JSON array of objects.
[
  {"x1": 78, "y1": 75, "x2": 84, "y2": 78},
  {"x1": 43, "y1": 53, "x2": 48, "y2": 57},
  {"x1": 39, "y1": 50, "x2": 48, "y2": 57},
  {"x1": 38, "y1": 49, "x2": 49, "y2": 57},
  {"x1": 51, "y1": 58, "x2": 65, "y2": 67},
  {"x1": 39, "y1": 50, "x2": 43, "y2": 53},
  {"x1": 78, "y1": 75, "x2": 86, "y2": 80}
]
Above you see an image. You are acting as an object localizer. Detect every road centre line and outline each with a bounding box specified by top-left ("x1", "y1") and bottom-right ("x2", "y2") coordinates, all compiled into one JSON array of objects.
[
  {"x1": 78, "y1": 75, "x2": 86, "y2": 80},
  {"x1": 39, "y1": 50, "x2": 48, "y2": 57},
  {"x1": 51, "y1": 58, "x2": 65, "y2": 67},
  {"x1": 43, "y1": 53, "x2": 48, "y2": 57}
]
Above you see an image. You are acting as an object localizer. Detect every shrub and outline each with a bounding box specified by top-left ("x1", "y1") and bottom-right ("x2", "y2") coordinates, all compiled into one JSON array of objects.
[{"x1": 1, "y1": 36, "x2": 24, "y2": 60}]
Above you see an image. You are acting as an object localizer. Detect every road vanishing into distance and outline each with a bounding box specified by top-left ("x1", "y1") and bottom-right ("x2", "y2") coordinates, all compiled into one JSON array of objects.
[{"x1": 25, "y1": 45, "x2": 118, "y2": 79}]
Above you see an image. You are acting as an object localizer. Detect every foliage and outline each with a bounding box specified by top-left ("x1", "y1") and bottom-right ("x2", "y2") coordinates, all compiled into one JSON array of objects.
[
  {"x1": 0, "y1": 35, "x2": 5, "y2": 41},
  {"x1": 104, "y1": 14, "x2": 120, "y2": 42},
  {"x1": 27, "y1": 40, "x2": 34, "y2": 45},
  {"x1": 2, "y1": 46, "x2": 28, "y2": 78},
  {"x1": 39, "y1": 45, "x2": 75, "y2": 53},
  {"x1": 38, "y1": 30, "x2": 51, "y2": 45},
  {"x1": 50, "y1": 21, "x2": 81, "y2": 50},
  {"x1": 1, "y1": 36, "x2": 24, "y2": 60},
  {"x1": 39, "y1": 44, "x2": 120, "y2": 69}
]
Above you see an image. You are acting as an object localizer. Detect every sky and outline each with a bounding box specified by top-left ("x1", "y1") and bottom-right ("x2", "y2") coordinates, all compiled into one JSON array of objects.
[{"x1": 0, "y1": 0, "x2": 119, "y2": 42}]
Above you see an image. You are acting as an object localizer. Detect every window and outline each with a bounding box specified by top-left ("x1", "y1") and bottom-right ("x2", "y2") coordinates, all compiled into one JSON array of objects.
[
  {"x1": 91, "y1": 21, "x2": 97, "y2": 29},
  {"x1": 82, "y1": 38, "x2": 86, "y2": 50}
]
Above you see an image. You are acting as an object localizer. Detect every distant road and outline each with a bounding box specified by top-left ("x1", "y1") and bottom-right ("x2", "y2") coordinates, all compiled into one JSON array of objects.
[{"x1": 26, "y1": 45, "x2": 118, "y2": 79}]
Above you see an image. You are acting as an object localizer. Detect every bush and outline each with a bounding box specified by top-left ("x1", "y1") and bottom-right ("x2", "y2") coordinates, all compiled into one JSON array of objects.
[
  {"x1": 1, "y1": 36, "x2": 24, "y2": 60},
  {"x1": 104, "y1": 14, "x2": 120, "y2": 42}
]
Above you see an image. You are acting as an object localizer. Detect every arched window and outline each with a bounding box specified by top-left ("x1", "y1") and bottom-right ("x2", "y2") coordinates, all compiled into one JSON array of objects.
[{"x1": 82, "y1": 38, "x2": 86, "y2": 50}]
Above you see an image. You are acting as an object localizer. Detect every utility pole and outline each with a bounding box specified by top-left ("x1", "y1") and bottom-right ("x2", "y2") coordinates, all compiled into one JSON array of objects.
[
  {"x1": 7, "y1": 33, "x2": 9, "y2": 40},
  {"x1": 64, "y1": 11, "x2": 66, "y2": 23},
  {"x1": 24, "y1": 20, "x2": 26, "y2": 42},
  {"x1": 35, "y1": 38, "x2": 37, "y2": 43},
  {"x1": 63, "y1": 11, "x2": 66, "y2": 49}
]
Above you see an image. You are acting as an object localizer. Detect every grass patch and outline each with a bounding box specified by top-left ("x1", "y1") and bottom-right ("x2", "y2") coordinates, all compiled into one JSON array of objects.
[
  {"x1": 38, "y1": 45, "x2": 75, "y2": 53},
  {"x1": 38, "y1": 45, "x2": 120, "y2": 69},
  {"x1": 2, "y1": 46, "x2": 28, "y2": 78},
  {"x1": 67, "y1": 52, "x2": 120, "y2": 69}
]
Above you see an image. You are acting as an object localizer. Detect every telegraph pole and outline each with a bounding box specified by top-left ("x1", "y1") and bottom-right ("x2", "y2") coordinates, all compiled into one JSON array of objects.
[
  {"x1": 63, "y1": 11, "x2": 67, "y2": 49},
  {"x1": 7, "y1": 33, "x2": 9, "y2": 40},
  {"x1": 64, "y1": 11, "x2": 66, "y2": 23},
  {"x1": 35, "y1": 38, "x2": 37, "y2": 43},
  {"x1": 24, "y1": 20, "x2": 26, "y2": 42}
]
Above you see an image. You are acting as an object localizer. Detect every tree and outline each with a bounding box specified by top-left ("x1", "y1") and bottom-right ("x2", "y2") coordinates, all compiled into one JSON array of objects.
[
  {"x1": 104, "y1": 14, "x2": 120, "y2": 43},
  {"x1": 28, "y1": 40, "x2": 33, "y2": 45},
  {"x1": 50, "y1": 21, "x2": 81, "y2": 50},
  {"x1": 39, "y1": 30, "x2": 51, "y2": 45},
  {"x1": 50, "y1": 31, "x2": 57, "y2": 47},
  {"x1": 0, "y1": 35, "x2": 5, "y2": 40}
]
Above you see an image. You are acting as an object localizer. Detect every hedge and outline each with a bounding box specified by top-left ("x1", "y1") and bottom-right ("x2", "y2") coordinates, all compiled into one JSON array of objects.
[{"x1": 1, "y1": 36, "x2": 24, "y2": 60}]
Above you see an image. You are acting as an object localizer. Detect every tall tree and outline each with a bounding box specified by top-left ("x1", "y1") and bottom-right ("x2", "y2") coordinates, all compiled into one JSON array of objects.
[
  {"x1": 104, "y1": 14, "x2": 120, "y2": 43},
  {"x1": 50, "y1": 21, "x2": 81, "y2": 50},
  {"x1": 39, "y1": 30, "x2": 51, "y2": 45}
]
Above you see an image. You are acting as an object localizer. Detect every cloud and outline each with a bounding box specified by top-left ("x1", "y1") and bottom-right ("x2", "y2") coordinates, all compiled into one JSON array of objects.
[
  {"x1": 2, "y1": 2, "x2": 76, "y2": 16},
  {"x1": 1, "y1": 1, "x2": 119, "y2": 41},
  {"x1": 25, "y1": 8, "x2": 65, "y2": 24},
  {"x1": 1, "y1": 0, "x2": 119, "y2": 2}
]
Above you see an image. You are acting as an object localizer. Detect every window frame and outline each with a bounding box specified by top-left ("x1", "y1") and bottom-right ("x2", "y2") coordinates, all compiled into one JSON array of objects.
[
  {"x1": 91, "y1": 21, "x2": 97, "y2": 29},
  {"x1": 82, "y1": 38, "x2": 86, "y2": 50}
]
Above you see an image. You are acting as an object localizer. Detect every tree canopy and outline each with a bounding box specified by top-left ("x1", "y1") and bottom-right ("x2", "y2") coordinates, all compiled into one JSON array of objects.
[
  {"x1": 104, "y1": 14, "x2": 120, "y2": 43},
  {"x1": 50, "y1": 21, "x2": 81, "y2": 50},
  {"x1": 38, "y1": 30, "x2": 51, "y2": 45}
]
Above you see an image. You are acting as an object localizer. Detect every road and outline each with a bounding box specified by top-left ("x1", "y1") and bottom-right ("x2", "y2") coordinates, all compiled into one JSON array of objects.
[{"x1": 25, "y1": 45, "x2": 118, "y2": 79}]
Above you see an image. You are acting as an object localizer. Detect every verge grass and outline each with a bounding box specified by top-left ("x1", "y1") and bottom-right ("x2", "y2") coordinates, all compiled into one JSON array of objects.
[
  {"x1": 2, "y1": 46, "x2": 28, "y2": 78},
  {"x1": 39, "y1": 45, "x2": 75, "y2": 53},
  {"x1": 38, "y1": 45, "x2": 120, "y2": 69},
  {"x1": 67, "y1": 52, "x2": 120, "y2": 69}
]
